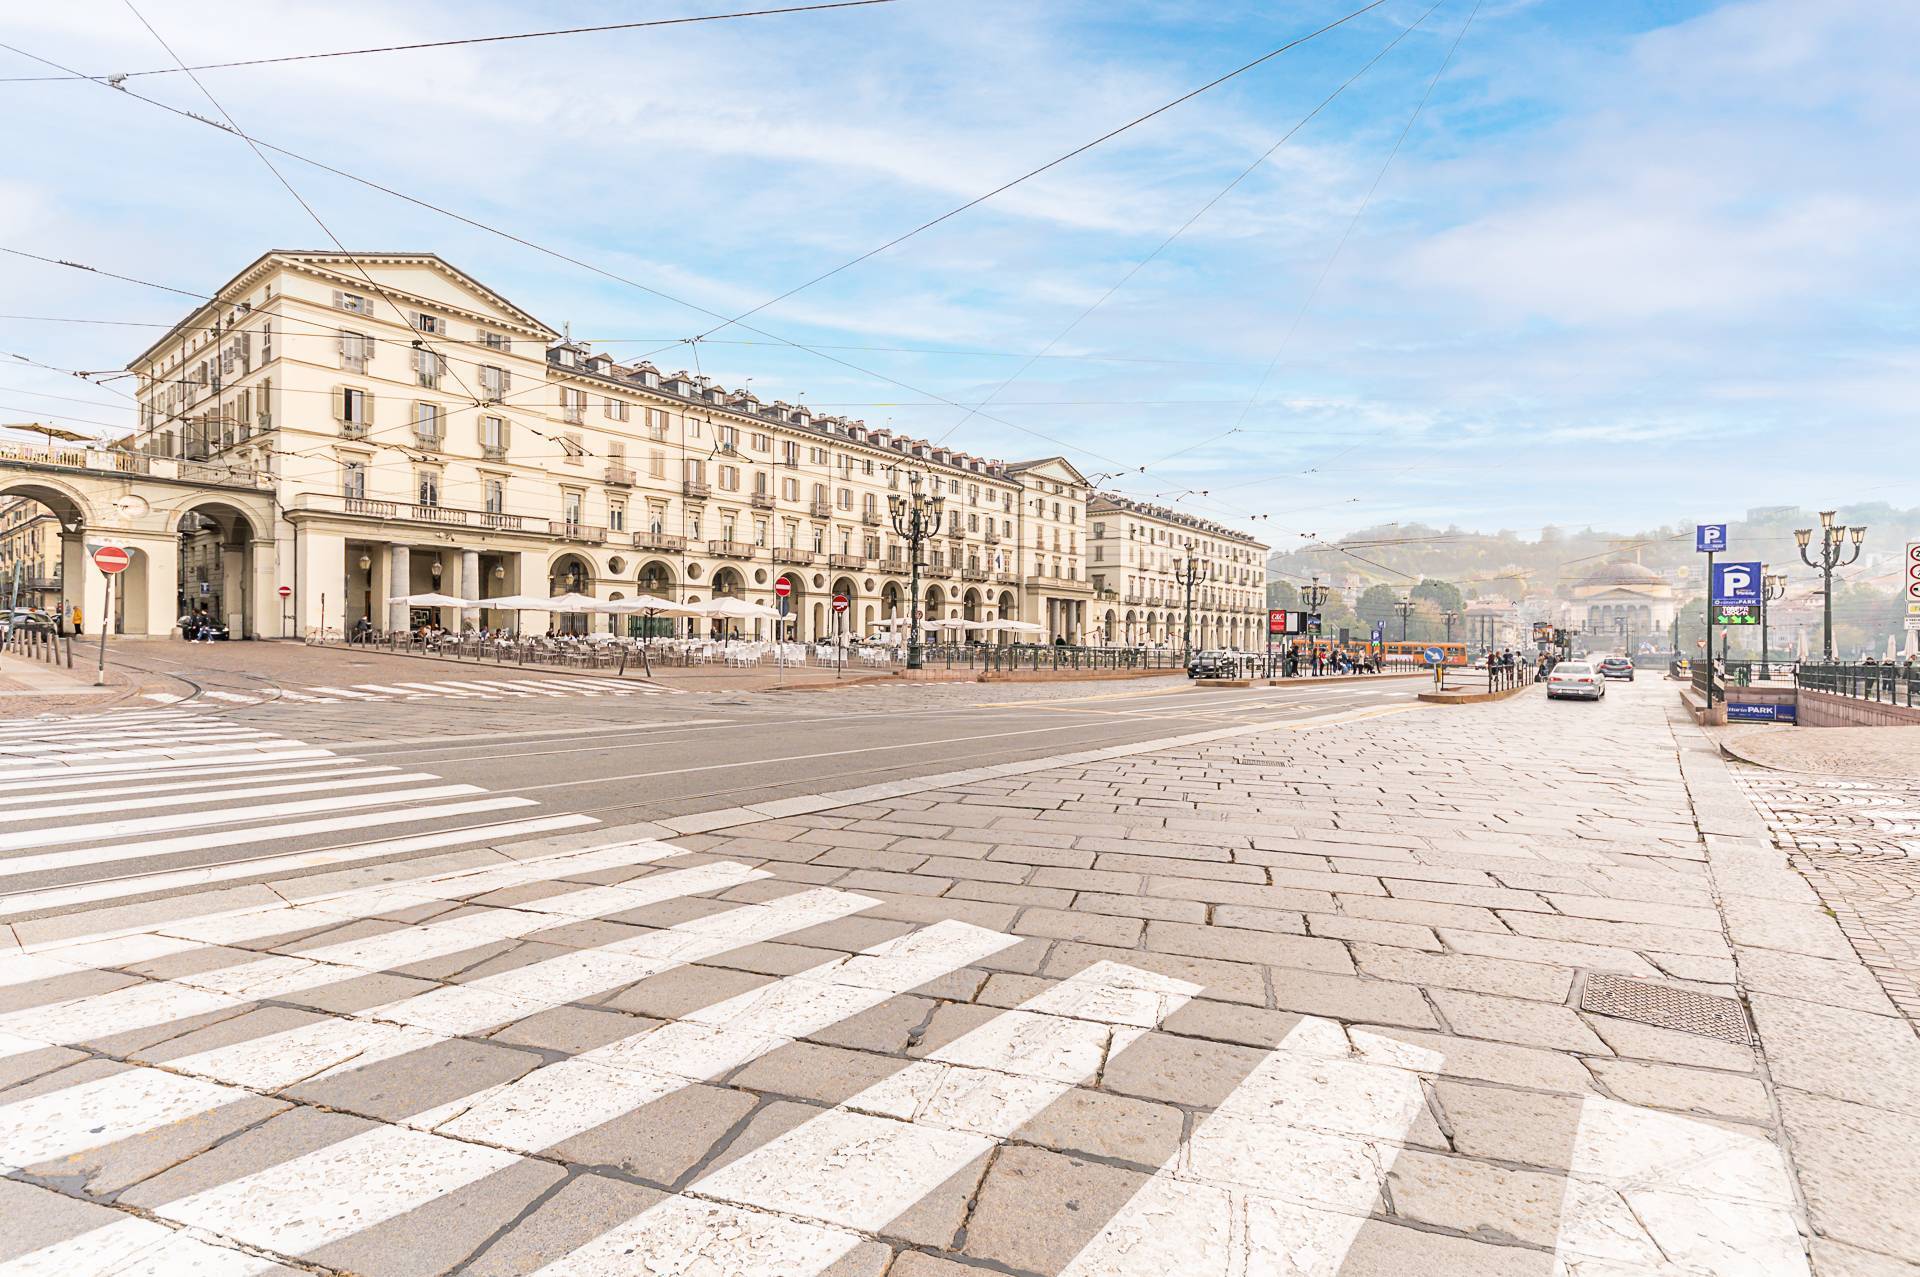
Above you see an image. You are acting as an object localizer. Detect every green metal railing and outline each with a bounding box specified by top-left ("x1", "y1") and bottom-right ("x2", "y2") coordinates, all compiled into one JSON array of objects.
[{"x1": 1796, "y1": 662, "x2": 1917, "y2": 707}]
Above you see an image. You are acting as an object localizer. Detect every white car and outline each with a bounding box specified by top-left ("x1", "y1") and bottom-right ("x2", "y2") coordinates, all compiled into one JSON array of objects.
[{"x1": 1546, "y1": 661, "x2": 1606, "y2": 700}]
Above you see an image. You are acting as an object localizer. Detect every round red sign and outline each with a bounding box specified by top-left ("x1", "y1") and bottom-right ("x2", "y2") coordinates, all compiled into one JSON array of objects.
[
  {"x1": 832, "y1": 593, "x2": 849, "y2": 613},
  {"x1": 773, "y1": 579, "x2": 792, "y2": 598},
  {"x1": 277, "y1": 585, "x2": 293, "y2": 598},
  {"x1": 91, "y1": 545, "x2": 130, "y2": 575}
]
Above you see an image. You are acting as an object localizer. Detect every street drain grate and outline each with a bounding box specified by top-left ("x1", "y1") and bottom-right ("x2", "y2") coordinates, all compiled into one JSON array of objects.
[{"x1": 1580, "y1": 974, "x2": 1751, "y2": 1045}]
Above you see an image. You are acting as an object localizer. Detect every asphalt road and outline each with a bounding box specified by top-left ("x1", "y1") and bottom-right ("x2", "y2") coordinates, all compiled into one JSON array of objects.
[{"x1": 0, "y1": 655, "x2": 1423, "y2": 922}]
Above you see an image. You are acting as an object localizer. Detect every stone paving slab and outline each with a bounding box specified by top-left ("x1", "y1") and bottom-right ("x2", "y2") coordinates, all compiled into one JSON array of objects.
[{"x1": 2, "y1": 682, "x2": 1913, "y2": 1274}]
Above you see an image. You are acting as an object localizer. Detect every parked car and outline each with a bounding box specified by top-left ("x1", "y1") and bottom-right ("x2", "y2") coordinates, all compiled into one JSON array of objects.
[
  {"x1": 1187, "y1": 649, "x2": 1245, "y2": 679},
  {"x1": 1597, "y1": 656, "x2": 1636, "y2": 681},
  {"x1": 179, "y1": 613, "x2": 231, "y2": 641},
  {"x1": 1546, "y1": 661, "x2": 1606, "y2": 700},
  {"x1": 2, "y1": 606, "x2": 53, "y2": 637}
]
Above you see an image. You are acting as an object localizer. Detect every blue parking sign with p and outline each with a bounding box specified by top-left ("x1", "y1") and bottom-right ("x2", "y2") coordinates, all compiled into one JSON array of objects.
[
  {"x1": 1696, "y1": 524, "x2": 1727, "y2": 552},
  {"x1": 1712, "y1": 561, "x2": 1762, "y2": 605}
]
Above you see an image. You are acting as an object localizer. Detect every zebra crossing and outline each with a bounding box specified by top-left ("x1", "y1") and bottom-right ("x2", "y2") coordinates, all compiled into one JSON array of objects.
[
  {"x1": 0, "y1": 838, "x2": 1811, "y2": 1276},
  {"x1": 0, "y1": 708, "x2": 597, "y2": 917},
  {"x1": 151, "y1": 675, "x2": 676, "y2": 708}
]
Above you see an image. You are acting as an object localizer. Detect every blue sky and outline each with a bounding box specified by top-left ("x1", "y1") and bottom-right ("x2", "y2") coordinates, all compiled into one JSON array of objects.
[{"x1": 2, "y1": 0, "x2": 1914, "y2": 542}]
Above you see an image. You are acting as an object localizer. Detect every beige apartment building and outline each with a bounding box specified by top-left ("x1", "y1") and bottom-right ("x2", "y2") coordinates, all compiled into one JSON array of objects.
[
  {"x1": 64, "y1": 250, "x2": 1165, "y2": 641},
  {"x1": 1087, "y1": 494, "x2": 1268, "y2": 650},
  {"x1": 0, "y1": 496, "x2": 62, "y2": 613}
]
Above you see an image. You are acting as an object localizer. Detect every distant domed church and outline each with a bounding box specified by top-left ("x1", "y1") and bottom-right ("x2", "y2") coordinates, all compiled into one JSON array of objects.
[{"x1": 1572, "y1": 559, "x2": 1676, "y2": 650}]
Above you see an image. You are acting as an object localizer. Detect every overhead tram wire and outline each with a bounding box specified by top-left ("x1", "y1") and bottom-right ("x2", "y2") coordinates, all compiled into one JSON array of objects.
[
  {"x1": 0, "y1": 1, "x2": 908, "y2": 82},
  {"x1": 928, "y1": 0, "x2": 1443, "y2": 454},
  {"x1": 0, "y1": 46, "x2": 1142, "y2": 476},
  {"x1": 1145, "y1": 0, "x2": 1486, "y2": 526},
  {"x1": 116, "y1": 0, "x2": 496, "y2": 429},
  {"x1": 4, "y1": 247, "x2": 625, "y2": 467},
  {"x1": 652, "y1": 0, "x2": 1398, "y2": 360}
]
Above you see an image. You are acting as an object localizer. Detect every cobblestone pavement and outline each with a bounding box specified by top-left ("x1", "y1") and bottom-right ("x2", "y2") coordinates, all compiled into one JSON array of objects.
[
  {"x1": 1735, "y1": 766, "x2": 1920, "y2": 1025},
  {"x1": 3, "y1": 679, "x2": 1913, "y2": 1274},
  {"x1": 1720, "y1": 722, "x2": 1920, "y2": 781}
]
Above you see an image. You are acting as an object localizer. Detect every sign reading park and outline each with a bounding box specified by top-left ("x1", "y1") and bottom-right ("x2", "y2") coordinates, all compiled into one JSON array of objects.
[
  {"x1": 1714, "y1": 604, "x2": 1759, "y2": 626},
  {"x1": 1711, "y1": 562, "x2": 1763, "y2": 606}
]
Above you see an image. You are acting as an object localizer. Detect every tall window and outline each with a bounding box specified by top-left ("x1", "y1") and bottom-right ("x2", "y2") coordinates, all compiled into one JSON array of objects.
[
  {"x1": 413, "y1": 348, "x2": 444, "y2": 389},
  {"x1": 338, "y1": 387, "x2": 371, "y2": 426},
  {"x1": 413, "y1": 402, "x2": 442, "y2": 447},
  {"x1": 484, "y1": 478, "x2": 505, "y2": 514},
  {"x1": 609, "y1": 501, "x2": 626, "y2": 532},
  {"x1": 563, "y1": 491, "x2": 583, "y2": 527},
  {"x1": 481, "y1": 415, "x2": 507, "y2": 456},
  {"x1": 479, "y1": 365, "x2": 508, "y2": 400},
  {"x1": 341, "y1": 461, "x2": 366, "y2": 499},
  {"x1": 338, "y1": 330, "x2": 372, "y2": 373},
  {"x1": 416, "y1": 469, "x2": 440, "y2": 506}
]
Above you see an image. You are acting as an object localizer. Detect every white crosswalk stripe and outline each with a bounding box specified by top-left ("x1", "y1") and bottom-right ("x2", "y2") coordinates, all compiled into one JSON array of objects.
[
  {"x1": 0, "y1": 709, "x2": 596, "y2": 917},
  {"x1": 0, "y1": 845, "x2": 1813, "y2": 1277}
]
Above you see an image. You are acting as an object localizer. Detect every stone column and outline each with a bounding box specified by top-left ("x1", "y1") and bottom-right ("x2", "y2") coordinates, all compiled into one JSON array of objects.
[
  {"x1": 220, "y1": 545, "x2": 246, "y2": 637},
  {"x1": 461, "y1": 549, "x2": 480, "y2": 631},
  {"x1": 388, "y1": 544, "x2": 411, "y2": 633},
  {"x1": 295, "y1": 526, "x2": 345, "y2": 637}
]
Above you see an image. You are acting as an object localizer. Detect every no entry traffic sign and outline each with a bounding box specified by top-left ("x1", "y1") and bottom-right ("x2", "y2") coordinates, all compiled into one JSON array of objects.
[
  {"x1": 90, "y1": 545, "x2": 130, "y2": 575},
  {"x1": 773, "y1": 578, "x2": 792, "y2": 598},
  {"x1": 832, "y1": 593, "x2": 849, "y2": 613},
  {"x1": 277, "y1": 585, "x2": 293, "y2": 599}
]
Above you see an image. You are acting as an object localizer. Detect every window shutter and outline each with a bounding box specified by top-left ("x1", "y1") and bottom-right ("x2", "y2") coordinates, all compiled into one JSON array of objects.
[
  {"x1": 501, "y1": 418, "x2": 511, "y2": 448},
  {"x1": 501, "y1": 368, "x2": 511, "y2": 393},
  {"x1": 332, "y1": 290, "x2": 345, "y2": 309},
  {"x1": 362, "y1": 390, "x2": 375, "y2": 423},
  {"x1": 332, "y1": 387, "x2": 347, "y2": 422},
  {"x1": 337, "y1": 332, "x2": 348, "y2": 360}
]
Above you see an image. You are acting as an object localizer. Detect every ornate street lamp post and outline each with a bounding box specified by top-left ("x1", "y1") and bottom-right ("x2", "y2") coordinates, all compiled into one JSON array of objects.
[
  {"x1": 1795, "y1": 512, "x2": 1864, "y2": 661},
  {"x1": 1173, "y1": 539, "x2": 1200, "y2": 665},
  {"x1": 1443, "y1": 609, "x2": 1458, "y2": 644},
  {"x1": 887, "y1": 470, "x2": 945, "y2": 671},
  {"x1": 1394, "y1": 594, "x2": 1415, "y2": 643},
  {"x1": 1759, "y1": 568, "x2": 1787, "y2": 680}
]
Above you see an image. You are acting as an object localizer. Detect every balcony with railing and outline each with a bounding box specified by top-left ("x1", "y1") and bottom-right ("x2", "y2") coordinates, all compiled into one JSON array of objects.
[
  {"x1": 984, "y1": 528, "x2": 1001, "y2": 543},
  {"x1": 550, "y1": 521, "x2": 607, "y2": 544},
  {"x1": 961, "y1": 566, "x2": 988, "y2": 582},
  {"x1": 683, "y1": 478, "x2": 711, "y2": 499},
  {"x1": 604, "y1": 464, "x2": 635, "y2": 487},
  {"x1": 809, "y1": 499, "x2": 832, "y2": 519},
  {"x1": 633, "y1": 530, "x2": 687, "y2": 552},
  {"x1": 412, "y1": 428, "x2": 445, "y2": 453},
  {"x1": 828, "y1": 553, "x2": 865, "y2": 570},
  {"x1": 291, "y1": 492, "x2": 530, "y2": 530},
  {"x1": 338, "y1": 421, "x2": 369, "y2": 440},
  {"x1": 707, "y1": 539, "x2": 755, "y2": 559},
  {"x1": 771, "y1": 547, "x2": 817, "y2": 565},
  {"x1": 481, "y1": 444, "x2": 507, "y2": 461},
  {"x1": 861, "y1": 509, "x2": 881, "y2": 525}
]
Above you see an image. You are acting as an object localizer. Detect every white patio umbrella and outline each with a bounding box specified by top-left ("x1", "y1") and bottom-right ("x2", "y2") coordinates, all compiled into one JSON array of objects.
[
  {"x1": 467, "y1": 592, "x2": 551, "y2": 637},
  {"x1": 386, "y1": 592, "x2": 471, "y2": 608},
  {"x1": 605, "y1": 594, "x2": 701, "y2": 616},
  {"x1": 995, "y1": 620, "x2": 1046, "y2": 635},
  {"x1": 544, "y1": 592, "x2": 612, "y2": 612},
  {"x1": 1905, "y1": 627, "x2": 1918, "y2": 660}
]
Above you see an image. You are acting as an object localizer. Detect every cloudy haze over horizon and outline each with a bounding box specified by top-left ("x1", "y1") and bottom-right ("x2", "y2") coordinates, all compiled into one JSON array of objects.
[{"x1": 2, "y1": 0, "x2": 1914, "y2": 541}]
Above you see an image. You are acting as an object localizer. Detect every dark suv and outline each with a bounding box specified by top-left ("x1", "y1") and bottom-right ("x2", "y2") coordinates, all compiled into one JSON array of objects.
[{"x1": 1597, "y1": 656, "x2": 1635, "y2": 681}]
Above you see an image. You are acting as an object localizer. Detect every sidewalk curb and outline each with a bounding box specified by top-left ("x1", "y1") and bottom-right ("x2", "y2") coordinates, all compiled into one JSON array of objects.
[{"x1": 1669, "y1": 704, "x2": 1920, "y2": 1272}]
